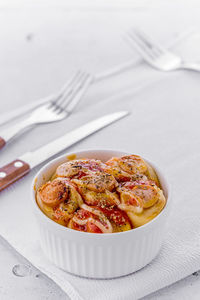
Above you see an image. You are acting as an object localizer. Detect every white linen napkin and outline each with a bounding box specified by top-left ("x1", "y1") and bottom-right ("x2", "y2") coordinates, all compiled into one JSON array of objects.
[{"x1": 1, "y1": 33, "x2": 200, "y2": 300}]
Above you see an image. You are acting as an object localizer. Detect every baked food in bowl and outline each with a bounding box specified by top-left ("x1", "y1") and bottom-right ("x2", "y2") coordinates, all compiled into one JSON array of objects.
[
  {"x1": 32, "y1": 150, "x2": 170, "y2": 278},
  {"x1": 36, "y1": 154, "x2": 166, "y2": 233}
]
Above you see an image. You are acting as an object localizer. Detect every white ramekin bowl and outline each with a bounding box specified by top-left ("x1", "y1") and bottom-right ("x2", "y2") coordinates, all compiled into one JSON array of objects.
[{"x1": 32, "y1": 150, "x2": 171, "y2": 279}]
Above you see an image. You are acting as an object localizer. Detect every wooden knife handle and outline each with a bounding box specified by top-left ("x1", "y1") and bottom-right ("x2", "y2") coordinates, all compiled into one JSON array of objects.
[
  {"x1": 0, "y1": 137, "x2": 6, "y2": 150},
  {"x1": 0, "y1": 159, "x2": 30, "y2": 191}
]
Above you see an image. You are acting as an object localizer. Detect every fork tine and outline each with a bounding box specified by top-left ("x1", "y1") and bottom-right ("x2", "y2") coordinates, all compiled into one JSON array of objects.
[
  {"x1": 56, "y1": 72, "x2": 89, "y2": 110},
  {"x1": 126, "y1": 31, "x2": 156, "y2": 61},
  {"x1": 55, "y1": 70, "x2": 83, "y2": 108},
  {"x1": 64, "y1": 73, "x2": 92, "y2": 113},
  {"x1": 48, "y1": 70, "x2": 82, "y2": 111},
  {"x1": 58, "y1": 70, "x2": 82, "y2": 95},
  {"x1": 133, "y1": 28, "x2": 165, "y2": 55},
  {"x1": 49, "y1": 72, "x2": 92, "y2": 115},
  {"x1": 50, "y1": 71, "x2": 85, "y2": 114},
  {"x1": 133, "y1": 29, "x2": 159, "y2": 56}
]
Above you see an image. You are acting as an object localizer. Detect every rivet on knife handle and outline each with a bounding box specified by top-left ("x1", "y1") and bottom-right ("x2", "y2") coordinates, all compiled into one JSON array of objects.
[
  {"x1": 0, "y1": 159, "x2": 30, "y2": 191},
  {"x1": 0, "y1": 137, "x2": 6, "y2": 150}
]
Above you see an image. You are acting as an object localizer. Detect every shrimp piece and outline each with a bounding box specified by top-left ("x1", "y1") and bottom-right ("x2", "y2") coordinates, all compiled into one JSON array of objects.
[
  {"x1": 55, "y1": 159, "x2": 105, "y2": 178},
  {"x1": 75, "y1": 185, "x2": 120, "y2": 207},
  {"x1": 37, "y1": 179, "x2": 83, "y2": 226},
  {"x1": 72, "y1": 174, "x2": 119, "y2": 208},
  {"x1": 72, "y1": 172, "x2": 117, "y2": 193},
  {"x1": 37, "y1": 179, "x2": 68, "y2": 207},
  {"x1": 117, "y1": 181, "x2": 166, "y2": 227},
  {"x1": 105, "y1": 155, "x2": 159, "y2": 185}
]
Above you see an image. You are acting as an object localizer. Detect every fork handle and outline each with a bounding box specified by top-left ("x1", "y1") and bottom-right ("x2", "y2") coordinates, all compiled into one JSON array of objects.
[
  {"x1": 0, "y1": 118, "x2": 34, "y2": 147},
  {"x1": 181, "y1": 63, "x2": 200, "y2": 72}
]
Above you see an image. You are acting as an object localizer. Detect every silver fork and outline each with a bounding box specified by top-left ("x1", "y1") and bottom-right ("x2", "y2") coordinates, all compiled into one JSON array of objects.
[
  {"x1": 126, "y1": 28, "x2": 200, "y2": 72},
  {"x1": 0, "y1": 70, "x2": 92, "y2": 149}
]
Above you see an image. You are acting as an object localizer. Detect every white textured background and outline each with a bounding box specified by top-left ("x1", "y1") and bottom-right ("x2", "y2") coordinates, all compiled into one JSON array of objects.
[{"x1": 1, "y1": 0, "x2": 200, "y2": 299}]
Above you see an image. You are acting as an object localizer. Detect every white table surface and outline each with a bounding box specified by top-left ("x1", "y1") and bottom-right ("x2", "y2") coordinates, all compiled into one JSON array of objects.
[{"x1": 1, "y1": 0, "x2": 200, "y2": 299}]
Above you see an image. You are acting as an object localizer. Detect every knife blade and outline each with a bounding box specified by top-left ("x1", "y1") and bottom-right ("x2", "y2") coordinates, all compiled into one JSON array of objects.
[{"x1": 0, "y1": 111, "x2": 128, "y2": 191}]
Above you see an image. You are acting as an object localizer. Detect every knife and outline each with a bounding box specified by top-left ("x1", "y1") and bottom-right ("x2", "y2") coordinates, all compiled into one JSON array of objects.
[{"x1": 0, "y1": 111, "x2": 128, "y2": 191}]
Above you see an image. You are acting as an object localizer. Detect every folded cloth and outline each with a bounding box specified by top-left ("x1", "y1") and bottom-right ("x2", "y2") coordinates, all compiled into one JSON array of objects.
[{"x1": 1, "y1": 33, "x2": 200, "y2": 300}]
